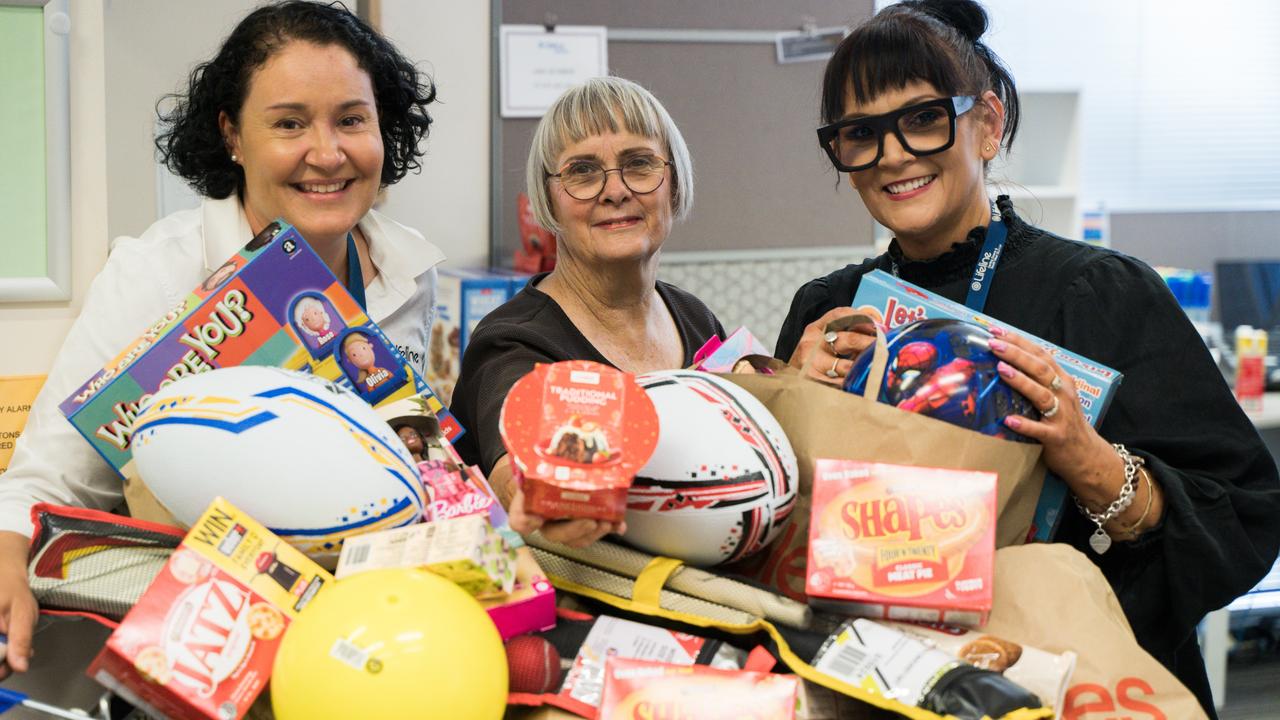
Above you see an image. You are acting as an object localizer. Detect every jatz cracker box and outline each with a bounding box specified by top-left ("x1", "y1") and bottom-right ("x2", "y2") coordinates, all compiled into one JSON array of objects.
[
  {"x1": 89, "y1": 497, "x2": 333, "y2": 720},
  {"x1": 806, "y1": 460, "x2": 996, "y2": 627},
  {"x1": 851, "y1": 269, "x2": 1122, "y2": 541},
  {"x1": 426, "y1": 268, "x2": 530, "y2": 405},
  {"x1": 599, "y1": 658, "x2": 799, "y2": 720},
  {"x1": 500, "y1": 360, "x2": 659, "y2": 522},
  {"x1": 60, "y1": 220, "x2": 462, "y2": 479}
]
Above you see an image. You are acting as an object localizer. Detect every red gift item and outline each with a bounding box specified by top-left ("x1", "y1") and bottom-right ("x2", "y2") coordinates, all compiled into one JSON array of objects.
[
  {"x1": 501, "y1": 361, "x2": 658, "y2": 522},
  {"x1": 599, "y1": 657, "x2": 799, "y2": 720}
]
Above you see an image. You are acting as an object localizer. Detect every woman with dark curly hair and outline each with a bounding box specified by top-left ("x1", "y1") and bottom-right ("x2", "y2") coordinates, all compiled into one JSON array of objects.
[{"x1": 0, "y1": 1, "x2": 444, "y2": 677}]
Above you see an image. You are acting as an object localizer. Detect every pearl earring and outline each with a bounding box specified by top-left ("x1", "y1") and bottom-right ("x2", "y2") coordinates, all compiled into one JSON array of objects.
[{"x1": 230, "y1": 153, "x2": 238, "y2": 163}]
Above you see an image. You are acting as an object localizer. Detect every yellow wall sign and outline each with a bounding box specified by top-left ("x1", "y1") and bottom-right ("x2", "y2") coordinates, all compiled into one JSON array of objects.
[{"x1": 1, "y1": 375, "x2": 46, "y2": 474}]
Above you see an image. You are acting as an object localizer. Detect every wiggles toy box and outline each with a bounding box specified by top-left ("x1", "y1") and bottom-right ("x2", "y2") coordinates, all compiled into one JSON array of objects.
[
  {"x1": 851, "y1": 270, "x2": 1122, "y2": 541},
  {"x1": 59, "y1": 221, "x2": 462, "y2": 477}
]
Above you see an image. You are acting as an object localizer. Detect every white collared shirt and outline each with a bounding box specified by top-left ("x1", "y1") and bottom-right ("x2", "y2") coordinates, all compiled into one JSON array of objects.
[{"x1": 0, "y1": 195, "x2": 444, "y2": 535}]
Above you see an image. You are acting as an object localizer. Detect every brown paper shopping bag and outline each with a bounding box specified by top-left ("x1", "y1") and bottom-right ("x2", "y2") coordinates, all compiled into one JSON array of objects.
[
  {"x1": 986, "y1": 544, "x2": 1207, "y2": 720},
  {"x1": 722, "y1": 317, "x2": 1044, "y2": 600}
]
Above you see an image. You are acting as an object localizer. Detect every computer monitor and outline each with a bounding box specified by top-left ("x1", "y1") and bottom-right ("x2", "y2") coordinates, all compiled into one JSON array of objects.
[{"x1": 1215, "y1": 260, "x2": 1280, "y2": 332}]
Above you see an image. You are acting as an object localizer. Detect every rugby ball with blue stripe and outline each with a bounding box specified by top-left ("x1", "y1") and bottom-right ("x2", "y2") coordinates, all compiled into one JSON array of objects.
[{"x1": 131, "y1": 366, "x2": 424, "y2": 563}]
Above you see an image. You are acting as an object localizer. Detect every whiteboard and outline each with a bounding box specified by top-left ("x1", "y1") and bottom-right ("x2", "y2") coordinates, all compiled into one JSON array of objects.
[{"x1": 0, "y1": 0, "x2": 70, "y2": 302}]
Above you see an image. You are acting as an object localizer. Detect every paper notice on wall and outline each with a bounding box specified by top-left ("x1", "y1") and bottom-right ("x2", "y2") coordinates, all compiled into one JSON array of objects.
[
  {"x1": 0, "y1": 375, "x2": 45, "y2": 474},
  {"x1": 500, "y1": 24, "x2": 608, "y2": 118}
]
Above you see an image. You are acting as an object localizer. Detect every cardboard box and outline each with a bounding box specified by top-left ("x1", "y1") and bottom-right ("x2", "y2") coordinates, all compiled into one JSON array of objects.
[
  {"x1": 335, "y1": 515, "x2": 516, "y2": 599},
  {"x1": 427, "y1": 268, "x2": 530, "y2": 406},
  {"x1": 89, "y1": 497, "x2": 333, "y2": 720},
  {"x1": 851, "y1": 269, "x2": 1122, "y2": 541},
  {"x1": 500, "y1": 361, "x2": 659, "y2": 522},
  {"x1": 599, "y1": 657, "x2": 798, "y2": 720},
  {"x1": 807, "y1": 460, "x2": 996, "y2": 627},
  {"x1": 59, "y1": 221, "x2": 462, "y2": 479},
  {"x1": 691, "y1": 326, "x2": 773, "y2": 373}
]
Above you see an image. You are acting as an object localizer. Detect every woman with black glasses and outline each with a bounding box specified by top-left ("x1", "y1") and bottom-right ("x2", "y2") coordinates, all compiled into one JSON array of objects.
[
  {"x1": 451, "y1": 77, "x2": 723, "y2": 549},
  {"x1": 775, "y1": 1, "x2": 1278, "y2": 714}
]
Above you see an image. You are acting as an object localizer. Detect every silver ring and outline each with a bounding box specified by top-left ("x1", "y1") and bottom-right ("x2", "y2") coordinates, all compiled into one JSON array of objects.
[
  {"x1": 825, "y1": 357, "x2": 840, "y2": 379},
  {"x1": 824, "y1": 330, "x2": 839, "y2": 355},
  {"x1": 1050, "y1": 375, "x2": 1064, "y2": 391},
  {"x1": 1042, "y1": 395, "x2": 1060, "y2": 419}
]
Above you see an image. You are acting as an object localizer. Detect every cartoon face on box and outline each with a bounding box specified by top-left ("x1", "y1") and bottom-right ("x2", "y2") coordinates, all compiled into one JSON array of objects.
[
  {"x1": 289, "y1": 292, "x2": 346, "y2": 358},
  {"x1": 336, "y1": 328, "x2": 403, "y2": 404},
  {"x1": 807, "y1": 461, "x2": 995, "y2": 604}
]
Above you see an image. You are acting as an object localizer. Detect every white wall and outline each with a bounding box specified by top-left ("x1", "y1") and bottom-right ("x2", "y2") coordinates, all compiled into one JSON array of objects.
[
  {"x1": 0, "y1": 2, "x2": 109, "y2": 375},
  {"x1": 378, "y1": 1, "x2": 491, "y2": 269},
  {"x1": 0, "y1": 0, "x2": 492, "y2": 375}
]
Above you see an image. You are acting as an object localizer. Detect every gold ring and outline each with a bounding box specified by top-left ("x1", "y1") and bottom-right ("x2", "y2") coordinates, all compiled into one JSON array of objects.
[{"x1": 1042, "y1": 395, "x2": 1060, "y2": 419}]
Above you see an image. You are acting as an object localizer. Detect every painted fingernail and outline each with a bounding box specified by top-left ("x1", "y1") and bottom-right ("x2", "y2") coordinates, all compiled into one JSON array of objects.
[
  {"x1": 989, "y1": 339, "x2": 1007, "y2": 352},
  {"x1": 989, "y1": 326, "x2": 1006, "y2": 337},
  {"x1": 1005, "y1": 415, "x2": 1022, "y2": 429},
  {"x1": 997, "y1": 361, "x2": 1014, "y2": 378}
]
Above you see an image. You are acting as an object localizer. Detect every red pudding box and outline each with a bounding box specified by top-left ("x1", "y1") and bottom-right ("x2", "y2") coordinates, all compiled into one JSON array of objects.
[
  {"x1": 500, "y1": 360, "x2": 658, "y2": 521},
  {"x1": 599, "y1": 657, "x2": 799, "y2": 720},
  {"x1": 89, "y1": 498, "x2": 332, "y2": 720},
  {"x1": 806, "y1": 460, "x2": 996, "y2": 627}
]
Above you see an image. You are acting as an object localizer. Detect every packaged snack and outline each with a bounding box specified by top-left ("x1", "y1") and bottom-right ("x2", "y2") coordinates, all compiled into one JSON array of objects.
[
  {"x1": 807, "y1": 460, "x2": 996, "y2": 627},
  {"x1": 691, "y1": 326, "x2": 775, "y2": 374},
  {"x1": 60, "y1": 221, "x2": 461, "y2": 482},
  {"x1": 556, "y1": 616, "x2": 711, "y2": 715},
  {"x1": 599, "y1": 657, "x2": 799, "y2": 720},
  {"x1": 812, "y1": 618, "x2": 1043, "y2": 717},
  {"x1": 335, "y1": 515, "x2": 516, "y2": 599},
  {"x1": 850, "y1": 269, "x2": 1122, "y2": 541},
  {"x1": 501, "y1": 360, "x2": 659, "y2": 522},
  {"x1": 884, "y1": 620, "x2": 1077, "y2": 715},
  {"x1": 89, "y1": 497, "x2": 332, "y2": 720}
]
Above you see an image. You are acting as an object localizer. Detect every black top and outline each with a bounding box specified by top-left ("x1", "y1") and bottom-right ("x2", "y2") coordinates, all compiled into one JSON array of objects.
[
  {"x1": 775, "y1": 197, "x2": 1280, "y2": 717},
  {"x1": 451, "y1": 273, "x2": 725, "y2": 476}
]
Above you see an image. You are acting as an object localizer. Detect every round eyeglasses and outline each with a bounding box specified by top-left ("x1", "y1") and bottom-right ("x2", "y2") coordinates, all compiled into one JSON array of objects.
[
  {"x1": 549, "y1": 154, "x2": 673, "y2": 201},
  {"x1": 817, "y1": 95, "x2": 977, "y2": 172}
]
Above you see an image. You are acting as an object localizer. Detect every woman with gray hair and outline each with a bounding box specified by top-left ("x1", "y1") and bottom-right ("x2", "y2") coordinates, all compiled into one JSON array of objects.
[{"x1": 451, "y1": 77, "x2": 724, "y2": 547}]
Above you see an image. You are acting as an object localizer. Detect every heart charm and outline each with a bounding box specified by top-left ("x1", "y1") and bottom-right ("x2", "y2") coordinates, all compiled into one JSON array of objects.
[{"x1": 1089, "y1": 528, "x2": 1112, "y2": 554}]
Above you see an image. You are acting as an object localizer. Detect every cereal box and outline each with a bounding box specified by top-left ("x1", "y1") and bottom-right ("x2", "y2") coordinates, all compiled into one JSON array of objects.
[
  {"x1": 500, "y1": 361, "x2": 659, "y2": 522},
  {"x1": 807, "y1": 460, "x2": 996, "y2": 627},
  {"x1": 60, "y1": 220, "x2": 462, "y2": 480},
  {"x1": 426, "y1": 268, "x2": 530, "y2": 406},
  {"x1": 851, "y1": 269, "x2": 1122, "y2": 541},
  {"x1": 89, "y1": 497, "x2": 332, "y2": 720},
  {"x1": 599, "y1": 657, "x2": 799, "y2": 720}
]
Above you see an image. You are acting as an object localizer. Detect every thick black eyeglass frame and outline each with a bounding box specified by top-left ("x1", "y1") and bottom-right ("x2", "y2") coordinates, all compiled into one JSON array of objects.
[
  {"x1": 547, "y1": 157, "x2": 674, "y2": 201},
  {"x1": 816, "y1": 95, "x2": 977, "y2": 172}
]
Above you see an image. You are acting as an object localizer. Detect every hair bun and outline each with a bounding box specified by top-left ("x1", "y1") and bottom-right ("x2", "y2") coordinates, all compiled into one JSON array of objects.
[{"x1": 901, "y1": 0, "x2": 989, "y2": 45}]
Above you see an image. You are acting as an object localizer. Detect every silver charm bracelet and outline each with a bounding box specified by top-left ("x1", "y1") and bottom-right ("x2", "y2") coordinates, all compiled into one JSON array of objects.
[{"x1": 1074, "y1": 443, "x2": 1143, "y2": 554}]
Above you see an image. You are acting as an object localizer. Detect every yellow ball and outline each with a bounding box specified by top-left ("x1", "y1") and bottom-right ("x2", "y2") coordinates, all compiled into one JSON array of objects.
[{"x1": 271, "y1": 568, "x2": 508, "y2": 720}]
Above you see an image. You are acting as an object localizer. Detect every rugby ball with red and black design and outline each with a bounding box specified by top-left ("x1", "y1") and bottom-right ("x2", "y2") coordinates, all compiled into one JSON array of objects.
[{"x1": 624, "y1": 370, "x2": 798, "y2": 567}]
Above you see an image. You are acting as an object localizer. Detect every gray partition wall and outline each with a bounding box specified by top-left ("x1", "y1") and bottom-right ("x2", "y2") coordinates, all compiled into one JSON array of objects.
[{"x1": 491, "y1": 0, "x2": 876, "y2": 268}]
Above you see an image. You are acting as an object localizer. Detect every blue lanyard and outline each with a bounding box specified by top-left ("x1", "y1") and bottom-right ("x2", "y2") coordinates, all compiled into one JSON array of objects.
[
  {"x1": 346, "y1": 232, "x2": 366, "y2": 311},
  {"x1": 963, "y1": 217, "x2": 1008, "y2": 312}
]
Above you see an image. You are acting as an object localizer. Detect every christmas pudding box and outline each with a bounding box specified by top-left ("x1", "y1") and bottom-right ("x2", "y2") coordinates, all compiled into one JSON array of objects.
[
  {"x1": 806, "y1": 460, "x2": 996, "y2": 627},
  {"x1": 500, "y1": 360, "x2": 658, "y2": 522},
  {"x1": 851, "y1": 269, "x2": 1122, "y2": 541},
  {"x1": 89, "y1": 497, "x2": 333, "y2": 720},
  {"x1": 59, "y1": 220, "x2": 462, "y2": 480}
]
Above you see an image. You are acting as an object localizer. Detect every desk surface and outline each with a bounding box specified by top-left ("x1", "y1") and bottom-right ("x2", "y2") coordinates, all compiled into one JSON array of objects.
[{"x1": 1244, "y1": 393, "x2": 1280, "y2": 430}]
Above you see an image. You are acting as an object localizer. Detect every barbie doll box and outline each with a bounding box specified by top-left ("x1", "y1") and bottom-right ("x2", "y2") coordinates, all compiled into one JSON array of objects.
[
  {"x1": 806, "y1": 460, "x2": 996, "y2": 627},
  {"x1": 850, "y1": 269, "x2": 1122, "y2": 542},
  {"x1": 89, "y1": 497, "x2": 332, "y2": 720},
  {"x1": 59, "y1": 220, "x2": 462, "y2": 478},
  {"x1": 500, "y1": 360, "x2": 660, "y2": 522}
]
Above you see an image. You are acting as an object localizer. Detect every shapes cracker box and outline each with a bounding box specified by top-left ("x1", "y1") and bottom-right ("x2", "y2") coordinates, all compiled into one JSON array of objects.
[
  {"x1": 59, "y1": 221, "x2": 462, "y2": 479},
  {"x1": 89, "y1": 497, "x2": 333, "y2": 720},
  {"x1": 807, "y1": 460, "x2": 996, "y2": 627},
  {"x1": 851, "y1": 269, "x2": 1122, "y2": 541},
  {"x1": 426, "y1": 268, "x2": 530, "y2": 406},
  {"x1": 500, "y1": 360, "x2": 659, "y2": 522}
]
